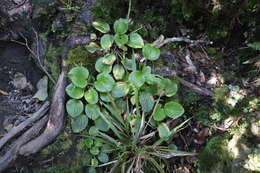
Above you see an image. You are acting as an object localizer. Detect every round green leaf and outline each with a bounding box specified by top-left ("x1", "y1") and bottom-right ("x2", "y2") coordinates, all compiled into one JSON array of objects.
[
  {"x1": 164, "y1": 101, "x2": 184, "y2": 119},
  {"x1": 142, "y1": 44, "x2": 160, "y2": 61},
  {"x1": 85, "y1": 104, "x2": 100, "y2": 120},
  {"x1": 127, "y1": 32, "x2": 144, "y2": 48},
  {"x1": 90, "y1": 147, "x2": 100, "y2": 155},
  {"x1": 158, "y1": 123, "x2": 171, "y2": 139},
  {"x1": 101, "y1": 144, "x2": 113, "y2": 153},
  {"x1": 128, "y1": 70, "x2": 145, "y2": 87},
  {"x1": 95, "y1": 58, "x2": 112, "y2": 73},
  {"x1": 98, "y1": 153, "x2": 109, "y2": 163},
  {"x1": 153, "y1": 104, "x2": 166, "y2": 121},
  {"x1": 111, "y1": 82, "x2": 130, "y2": 98},
  {"x1": 94, "y1": 140, "x2": 103, "y2": 147},
  {"x1": 66, "y1": 99, "x2": 84, "y2": 117},
  {"x1": 115, "y1": 34, "x2": 128, "y2": 46},
  {"x1": 68, "y1": 66, "x2": 89, "y2": 88},
  {"x1": 161, "y1": 78, "x2": 178, "y2": 97},
  {"x1": 94, "y1": 73, "x2": 115, "y2": 92},
  {"x1": 85, "y1": 88, "x2": 99, "y2": 104},
  {"x1": 89, "y1": 126, "x2": 99, "y2": 136},
  {"x1": 113, "y1": 18, "x2": 128, "y2": 34},
  {"x1": 66, "y1": 83, "x2": 84, "y2": 99},
  {"x1": 95, "y1": 117, "x2": 109, "y2": 132},
  {"x1": 102, "y1": 54, "x2": 116, "y2": 65},
  {"x1": 71, "y1": 114, "x2": 88, "y2": 133},
  {"x1": 100, "y1": 34, "x2": 114, "y2": 49},
  {"x1": 139, "y1": 92, "x2": 155, "y2": 112},
  {"x1": 91, "y1": 158, "x2": 99, "y2": 167},
  {"x1": 113, "y1": 64, "x2": 125, "y2": 80},
  {"x1": 84, "y1": 138, "x2": 94, "y2": 148},
  {"x1": 92, "y1": 21, "x2": 110, "y2": 33},
  {"x1": 100, "y1": 93, "x2": 111, "y2": 102}
]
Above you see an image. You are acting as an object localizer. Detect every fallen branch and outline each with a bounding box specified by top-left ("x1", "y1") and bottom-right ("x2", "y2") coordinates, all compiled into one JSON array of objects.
[
  {"x1": 0, "y1": 101, "x2": 50, "y2": 149},
  {"x1": 153, "y1": 35, "x2": 213, "y2": 48},
  {"x1": 0, "y1": 116, "x2": 48, "y2": 171}
]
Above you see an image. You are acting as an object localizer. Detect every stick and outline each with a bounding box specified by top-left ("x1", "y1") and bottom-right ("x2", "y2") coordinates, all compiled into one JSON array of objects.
[
  {"x1": 0, "y1": 101, "x2": 49, "y2": 150},
  {"x1": 153, "y1": 35, "x2": 213, "y2": 48}
]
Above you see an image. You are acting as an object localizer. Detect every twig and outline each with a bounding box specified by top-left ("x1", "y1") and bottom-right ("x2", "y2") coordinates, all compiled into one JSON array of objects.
[
  {"x1": 127, "y1": 0, "x2": 132, "y2": 19},
  {"x1": 153, "y1": 35, "x2": 213, "y2": 48},
  {"x1": 0, "y1": 101, "x2": 50, "y2": 150}
]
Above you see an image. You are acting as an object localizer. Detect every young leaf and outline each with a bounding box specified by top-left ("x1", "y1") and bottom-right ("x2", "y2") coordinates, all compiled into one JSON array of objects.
[
  {"x1": 84, "y1": 138, "x2": 94, "y2": 148},
  {"x1": 95, "y1": 117, "x2": 110, "y2": 132},
  {"x1": 164, "y1": 101, "x2": 184, "y2": 119},
  {"x1": 111, "y1": 82, "x2": 130, "y2": 98},
  {"x1": 153, "y1": 104, "x2": 166, "y2": 121},
  {"x1": 85, "y1": 104, "x2": 100, "y2": 120},
  {"x1": 68, "y1": 66, "x2": 89, "y2": 88},
  {"x1": 90, "y1": 147, "x2": 100, "y2": 155},
  {"x1": 128, "y1": 70, "x2": 145, "y2": 87},
  {"x1": 113, "y1": 18, "x2": 128, "y2": 34},
  {"x1": 142, "y1": 44, "x2": 160, "y2": 61},
  {"x1": 139, "y1": 92, "x2": 155, "y2": 112},
  {"x1": 115, "y1": 34, "x2": 128, "y2": 46},
  {"x1": 84, "y1": 88, "x2": 99, "y2": 104},
  {"x1": 92, "y1": 21, "x2": 110, "y2": 33},
  {"x1": 94, "y1": 73, "x2": 115, "y2": 92},
  {"x1": 100, "y1": 34, "x2": 114, "y2": 49},
  {"x1": 127, "y1": 32, "x2": 144, "y2": 48},
  {"x1": 66, "y1": 83, "x2": 84, "y2": 99},
  {"x1": 71, "y1": 114, "x2": 88, "y2": 133},
  {"x1": 158, "y1": 123, "x2": 171, "y2": 138},
  {"x1": 98, "y1": 153, "x2": 109, "y2": 163},
  {"x1": 91, "y1": 158, "x2": 99, "y2": 167},
  {"x1": 113, "y1": 64, "x2": 125, "y2": 80},
  {"x1": 102, "y1": 54, "x2": 116, "y2": 65},
  {"x1": 95, "y1": 57, "x2": 112, "y2": 73},
  {"x1": 66, "y1": 99, "x2": 84, "y2": 117}
]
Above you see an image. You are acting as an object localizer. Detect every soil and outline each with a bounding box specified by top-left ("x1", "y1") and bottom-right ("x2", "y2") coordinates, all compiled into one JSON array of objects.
[{"x1": 0, "y1": 41, "x2": 43, "y2": 135}]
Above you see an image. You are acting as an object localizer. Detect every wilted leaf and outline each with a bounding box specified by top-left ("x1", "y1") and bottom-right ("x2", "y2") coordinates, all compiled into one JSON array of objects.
[
  {"x1": 86, "y1": 42, "x2": 101, "y2": 53},
  {"x1": 102, "y1": 54, "x2": 116, "y2": 65},
  {"x1": 33, "y1": 76, "x2": 48, "y2": 101},
  {"x1": 95, "y1": 57, "x2": 112, "y2": 73},
  {"x1": 66, "y1": 99, "x2": 84, "y2": 117},
  {"x1": 113, "y1": 64, "x2": 125, "y2": 80}
]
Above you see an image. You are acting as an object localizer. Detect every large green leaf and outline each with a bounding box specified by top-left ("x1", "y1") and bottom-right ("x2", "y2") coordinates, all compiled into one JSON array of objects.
[
  {"x1": 85, "y1": 104, "x2": 100, "y2": 120},
  {"x1": 153, "y1": 104, "x2": 166, "y2": 121},
  {"x1": 113, "y1": 64, "x2": 125, "y2": 80},
  {"x1": 128, "y1": 70, "x2": 145, "y2": 87},
  {"x1": 95, "y1": 57, "x2": 112, "y2": 73},
  {"x1": 158, "y1": 123, "x2": 171, "y2": 139},
  {"x1": 66, "y1": 83, "x2": 84, "y2": 99},
  {"x1": 115, "y1": 34, "x2": 128, "y2": 46},
  {"x1": 71, "y1": 114, "x2": 88, "y2": 133},
  {"x1": 127, "y1": 32, "x2": 144, "y2": 48},
  {"x1": 102, "y1": 54, "x2": 116, "y2": 65},
  {"x1": 84, "y1": 88, "x2": 99, "y2": 104},
  {"x1": 98, "y1": 153, "x2": 109, "y2": 163},
  {"x1": 90, "y1": 146, "x2": 100, "y2": 155},
  {"x1": 92, "y1": 21, "x2": 110, "y2": 33},
  {"x1": 111, "y1": 82, "x2": 130, "y2": 98},
  {"x1": 89, "y1": 126, "x2": 99, "y2": 136},
  {"x1": 100, "y1": 34, "x2": 114, "y2": 49},
  {"x1": 68, "y1": 66, "x2": 89, "y2": 88},
  {"x1": 66, "y1": 99, "x2": 84, "y2": 117},
  {"x1": 84, "y1": 138, "x2": 94, "y2": 148},
  {"x1": 139, "y1": 92, "x2": 155, "y2": 112},
  {"x1": 142, "y1": 44, "x2": 160, "y2": 61},
  {"x1": 164, "y1": 101, "x2": 184, "y2": 119},
  {"x1": 94, "y1": 73, "x2": 115, "y2": 92},
  {"x1": 95, "y1": 117, "x2": 109, "y2": 132},
  {"x1": 100, "y1": 93, "x2": 111, "y2": 102},
  {"x1": 113, "y1": 18, "x2": 128, "y2": 34}
]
